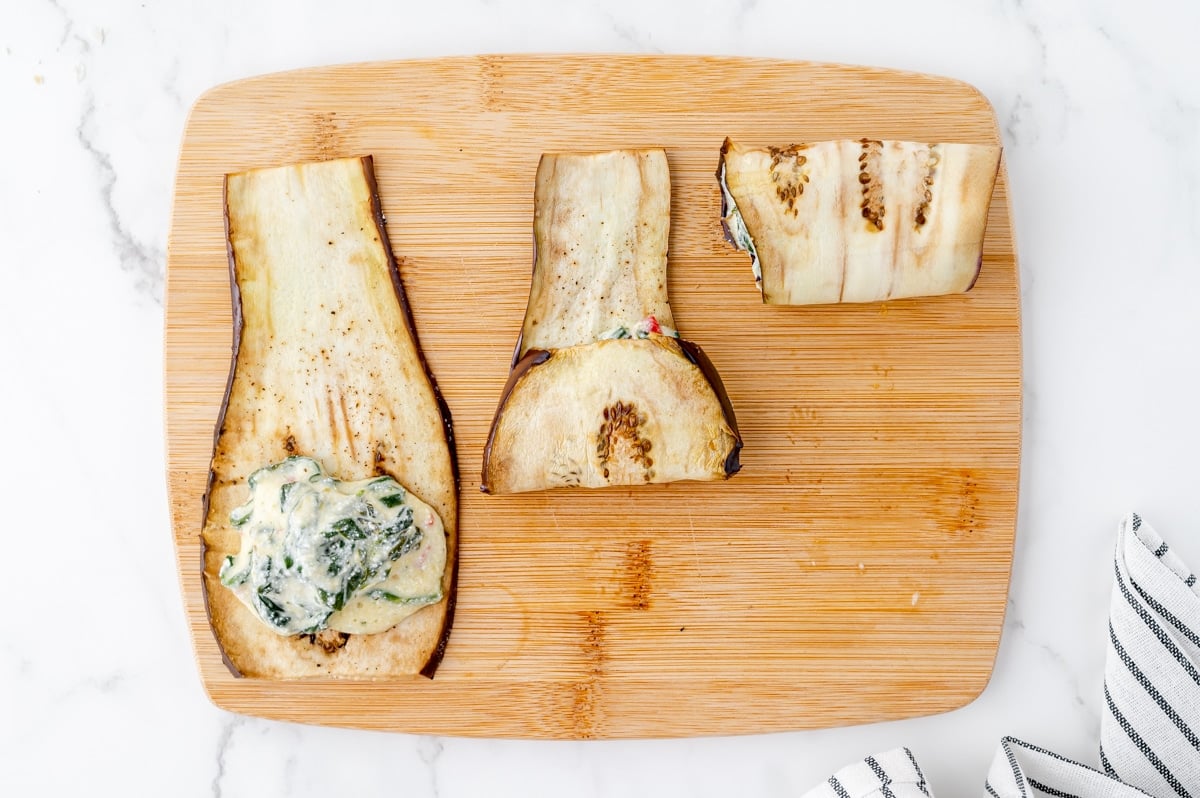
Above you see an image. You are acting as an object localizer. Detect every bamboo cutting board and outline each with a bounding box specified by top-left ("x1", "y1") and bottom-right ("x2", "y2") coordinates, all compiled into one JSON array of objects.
[{"x1": 165, "y1": 55, "x2": 1020, "y2": 738}]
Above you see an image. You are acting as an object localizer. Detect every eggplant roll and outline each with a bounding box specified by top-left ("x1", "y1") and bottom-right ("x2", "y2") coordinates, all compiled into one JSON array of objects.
[
  {"x1": 719, "y1": 138, "x2": 1001, "y2": 305},
  {"x1": 204, "y1": 156, "x2": 457, "y2": 678},
  {"x1": 483, "y1": 149, "x2": 740, "y2": 495}
]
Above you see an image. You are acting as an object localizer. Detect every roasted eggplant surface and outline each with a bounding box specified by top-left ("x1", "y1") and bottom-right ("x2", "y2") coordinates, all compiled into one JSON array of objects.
[
  {"x1": 518, "y1": 149, "x2": 674, "y2": 357},
  {"x1": 484, "y1": 337, "x2": 739, "y2": 494},
  {"x1": 720, "y1": 138, "x2": 1001, "y2": 305},
  {"x1": 205, "y1": 156, "x2": 457, "y2": 679},
  {"x1": 484, "y1": 148, "x2": 741, "y2": 495}
]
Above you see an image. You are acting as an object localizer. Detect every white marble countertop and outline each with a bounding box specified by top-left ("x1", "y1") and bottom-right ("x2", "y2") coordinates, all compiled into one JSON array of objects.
[{"x1": 3, "y1": 0, "x2": 1198, "y2": 795}]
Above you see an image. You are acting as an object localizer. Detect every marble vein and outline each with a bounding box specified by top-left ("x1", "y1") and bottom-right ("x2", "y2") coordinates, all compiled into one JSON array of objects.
[
  {"x1": 75, "y1": 94, "x2": 166, "y2": 304},
  {"x1": 418, "y1": 735, "x2": 445, "y2": 798},
  {"x1": 605, "y1": 12, "x2": 663, "y2": 54},
  {"x1": 1006, "y1": 604, "x2": 1101, "y2": 735},
  {"x1": 1002, "y1": 0, "x2": 1072, "y2": 146},
  {"x1": 211, "y1": 716, "x2": 246, "y2": 798},
  {"x1": 1094, "y1": 23, "x2": 1200, "y2": 246},
  {"x1": 46, "y1": 0, "x2": 165, "y2": 304}
]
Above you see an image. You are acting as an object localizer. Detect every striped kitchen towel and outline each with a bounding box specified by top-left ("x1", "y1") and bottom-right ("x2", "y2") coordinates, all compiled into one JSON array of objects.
[{"x1": 801, "y1": 513, "x2": 1200, "y2": 798}]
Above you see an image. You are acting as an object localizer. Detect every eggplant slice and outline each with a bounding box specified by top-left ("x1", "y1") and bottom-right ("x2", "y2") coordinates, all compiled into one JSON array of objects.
[
  {"x1": 517, "y1": 149, "x2": 675, "y2": 357},
  {"x1": 483, "y1": 149, "x2": 740, "y2": 495},
  {"x1": 719, "y1": 138, "x2": 1001, "y2": 305},
  {"x1": 205, "y1": 156, "x2": 456, "y2": 678}
]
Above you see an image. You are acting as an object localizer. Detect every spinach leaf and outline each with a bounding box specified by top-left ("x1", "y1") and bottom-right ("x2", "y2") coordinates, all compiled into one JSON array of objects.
[
  {"x1": 255, "y1": 588, "x2": 291, "y2": 629},
  {"x1": 280, "y1": 481, "x2": 297, "y2": 510},
  {"x1": 230, "y1": 504, "x2": 252, "y2": 527},
  {"x1": 331, "y1": 517, "x2": 367, "y2": 540}
]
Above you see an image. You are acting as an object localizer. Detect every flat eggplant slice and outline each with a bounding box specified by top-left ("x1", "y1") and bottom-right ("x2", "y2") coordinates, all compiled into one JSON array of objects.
[
  {"x1": 204, "y1": 156, "x2": 457, "y2": 679},
  {"x1": 483, "y1": 337, "x2": 740, "y2": 494},
  {"x1": 484, "y1": 148, "x2": 741, "y2": 495},
  {"x1": 720, "y1": 138, "x2": 1001, "y2": 305},
  {"x1": 517, "y1": 149, "x2": 674, "y2": 359}
]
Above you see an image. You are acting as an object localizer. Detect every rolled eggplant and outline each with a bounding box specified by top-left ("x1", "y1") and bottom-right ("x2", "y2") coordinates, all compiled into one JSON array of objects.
[{"x1": 719, "y1": 138, "x2": 1001, "y2": 305}]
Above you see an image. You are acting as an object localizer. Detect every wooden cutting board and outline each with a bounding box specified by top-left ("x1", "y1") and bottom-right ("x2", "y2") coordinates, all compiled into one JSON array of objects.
[{"x1": 165, "y1": 55, "x2": 1020, "y2": 738}]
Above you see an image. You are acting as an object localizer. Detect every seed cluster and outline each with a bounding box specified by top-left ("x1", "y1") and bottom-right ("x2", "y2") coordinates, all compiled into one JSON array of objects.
[
  {"x1": 768, "y1": 144, "x2": 811, "y2": 217},
  {"x1": 597, "y1": 400, "x2": 654, "y2": 481},
  {"x1": 915, "y1": 149, "x2": 940, "y2": 228},
  {"x1": 858, "y1": 138, "x2": 886, "y2": 231}
]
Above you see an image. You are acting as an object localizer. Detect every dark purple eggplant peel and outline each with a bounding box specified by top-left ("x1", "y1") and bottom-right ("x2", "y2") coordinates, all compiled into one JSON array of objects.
[
  {"x1": 481, "y1": 148, "x2": 741, "y2": 495},
  {"x1": 203, "y1": 156, "x2": 457, "y2": 679}
]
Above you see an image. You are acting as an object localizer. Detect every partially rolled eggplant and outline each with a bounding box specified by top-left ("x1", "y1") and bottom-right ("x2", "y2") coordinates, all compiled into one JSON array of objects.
[
  {"x1": 204, "y1": 156, "x2": 457, "y2": 678},
  {"x1": 482, "y1": 149, "x2": 740, "y2": 495},
  {"x1": 719, "y1": 138, "x2": 1001, "y2": 305}
]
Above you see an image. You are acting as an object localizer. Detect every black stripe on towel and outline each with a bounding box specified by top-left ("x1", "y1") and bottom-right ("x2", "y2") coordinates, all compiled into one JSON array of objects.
[
  {"x1": 1029, "y1": 777, "x2": 1081, "y2": 798},
  {"x1": 903, "y1": 748, "x2": 930, "y2": 797},
  {"x1": 1110, "y1": 622, "x2": 1200, "y2": 750},
  {"x1": 828, "y1": 776, "x2": 851, "y2": 798},
  {"x1": 1104, "y1": 684, "x2": 1193, "y2": 798},
  {"x1": 986, "y1": 781, "x2": 1003, "y2": 798},
  {"x1": 1004, "y1": 738, "x2": 1151, "y2": 788},
  {"x1": 865, "y1": 756, "x2": 896, "y2": 798},
  {"x1": 1155, "y1": 542, "x2": 1170, "y2": 557},
  {"x1": 1002, "y1": 741, "x2": 1030, "y2": 798},
  {"x1": 1131, "y1": 579, "x2": 1200, "y2": 649},
  {"x1": 1187, "y1": 575, "x2": 1197, "y2": 588},
  {"x1": 1132, "y1": 513, "x2": 1142, "y2": 531},
  {"x1": 1099, "y1": 744, "x2": 1117, "y2": 778},
  {"x1": 1115, "y1": 561, "x2": 1200, "y2": 687}
]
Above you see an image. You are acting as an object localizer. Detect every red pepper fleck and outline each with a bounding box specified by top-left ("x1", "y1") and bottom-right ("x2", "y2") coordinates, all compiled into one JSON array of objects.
[{"x1": 645, "y1": 316, "x2": 661, "y2": 334}]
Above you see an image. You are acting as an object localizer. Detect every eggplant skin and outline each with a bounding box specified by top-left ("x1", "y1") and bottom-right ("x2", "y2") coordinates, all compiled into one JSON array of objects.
[
  {"x1": 720, "y1": 138, "x2": 1001, "y2": 305},
  {"x1": 203, "y1": 156, "x2": 457, "y2": 679},
  {"x1": 481, "y1": 336, "x2": 740, "y2": 495}
]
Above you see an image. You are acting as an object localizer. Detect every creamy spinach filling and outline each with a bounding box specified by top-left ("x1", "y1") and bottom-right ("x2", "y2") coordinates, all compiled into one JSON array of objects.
[
  {"x1": 219, "y1": 456, "x2": 445, "y2": 636},
  {"x1": 599, "y1": 315, "x2": 679, "y2": 341},
  {"x1": 719, "y1": 162, "x2": 762, "y2": 286}
]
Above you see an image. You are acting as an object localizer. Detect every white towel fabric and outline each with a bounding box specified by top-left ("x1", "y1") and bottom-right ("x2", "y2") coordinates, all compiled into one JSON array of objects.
[{"x1": 800, "y1": 513, "x2": 1200, "y2": 798}]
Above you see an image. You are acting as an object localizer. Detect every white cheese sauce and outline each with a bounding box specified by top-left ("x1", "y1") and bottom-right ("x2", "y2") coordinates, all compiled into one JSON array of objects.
[
  {"x1": 219, "y1": 456, "x2": 446, "y2": 636},
  {"x1": 718, "y1": 161, "x2": 762, "y2": 286}
]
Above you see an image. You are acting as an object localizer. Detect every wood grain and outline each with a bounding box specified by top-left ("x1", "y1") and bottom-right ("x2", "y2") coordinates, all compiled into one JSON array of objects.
[{"x1": 164, "y1": 55, "x2": 1020, "y2": 738}]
